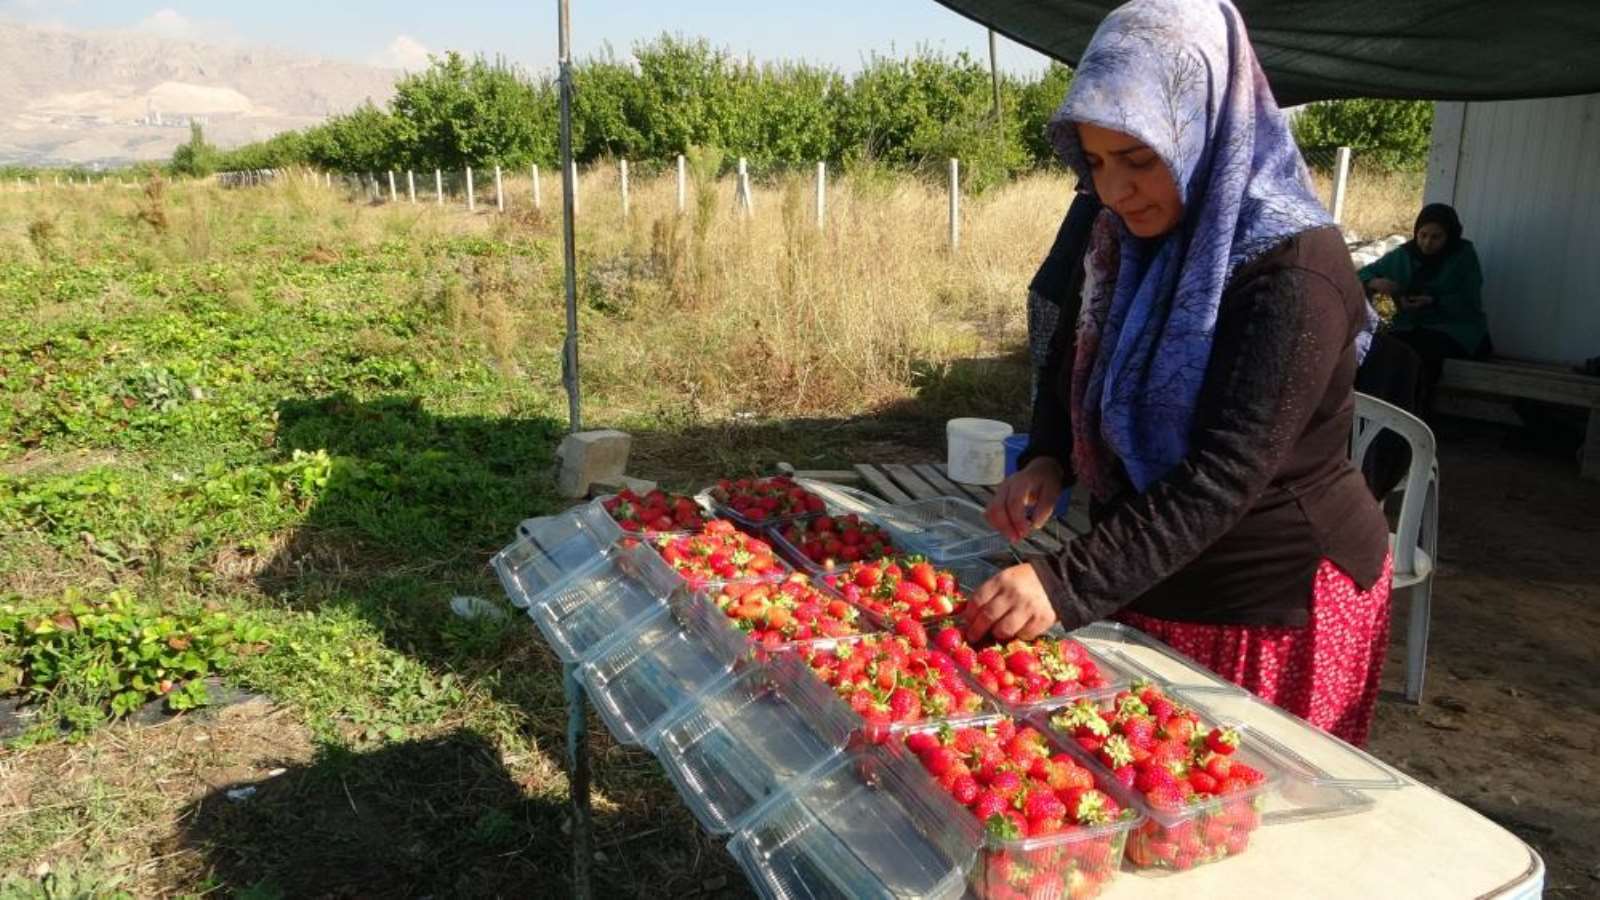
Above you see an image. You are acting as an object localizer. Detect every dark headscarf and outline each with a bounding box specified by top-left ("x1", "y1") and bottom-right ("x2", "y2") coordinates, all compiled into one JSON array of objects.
[{"x1": 1404, "y1": 203, "x2": 1465, "y2": 292}]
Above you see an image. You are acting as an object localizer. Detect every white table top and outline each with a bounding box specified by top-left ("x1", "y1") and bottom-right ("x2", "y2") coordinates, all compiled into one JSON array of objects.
[{"x1": 1078, "y1": 625, "x2": 1543, "y2": 899}]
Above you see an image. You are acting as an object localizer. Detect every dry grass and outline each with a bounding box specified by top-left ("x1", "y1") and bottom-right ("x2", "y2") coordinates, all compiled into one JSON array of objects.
[{"x1": 1307, "y1": 165, "x2": 1426, "y2": 240}]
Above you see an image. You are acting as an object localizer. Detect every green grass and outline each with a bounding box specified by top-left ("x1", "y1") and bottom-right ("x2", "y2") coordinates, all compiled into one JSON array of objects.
[{"x1": 0, "y1": 174, "x2": 1037, "y2": 895}]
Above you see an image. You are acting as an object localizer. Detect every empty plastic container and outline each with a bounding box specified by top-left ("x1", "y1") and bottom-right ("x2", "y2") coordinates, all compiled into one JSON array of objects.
[
  {"x1": 526, "y1": 543, "x2": 682, "y2": 663},
  {"x1": 651, "y1": 653, "x2": 857, "y2": 835},
  {"x1": 864, "y1": 496, "x2": 1012, "y2": 562},
  {"x1": 577, "y1": 585, "x2": 756, "y2": 747},
  {"x1": 727, "y1": 744, "x2": 975, "y2": 900},
  {"x1": 494, "y1": 503, "x2": 620, "y2": 609}
]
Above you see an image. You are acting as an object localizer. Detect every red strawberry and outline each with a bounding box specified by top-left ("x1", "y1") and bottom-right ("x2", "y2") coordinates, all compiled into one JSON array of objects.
[
  {"x1": 1146, "y1": 783, "x2": 1187, "y2": 810},
  {"x1": 950, "y1": 773, "x2": 980, "y2": 806},
  {"x1": 972, "y1": 790, "x2": 1008, "y2": 823},
  {"x1": 988, "y1": 770, "x2": 1023, "y2": 799},
  {"x1": 888, "y1": 688, "x2": 922, "y2": 722},
  {"x1": 1189, "y1": 771, "x2": 1219, "y2": 795},
  {"x1": 933, "y1": 626, "x2": 965, "y2": 653},
  {"x1": 1121, "y1": 717, "x2": 1158, "y2": 750},
  {"x1": 1022, "y1": 788, "x2": 1067, "y2": 823},
  {"x1": 1113, "y1": 764, "x2": 1137, "y2": 789},
  {"x1": 905, "y1": 731, "x2": 940, "y2": 756},
  {"x1": 893, "y1": 617, "x2": 928, "y2": 649},
  {"x1": 1205, "y1": 726, "x2": 1241, "y2": 756},
  {"x1": 921, "y1": 745, "x2": 957, "y2": 777}
]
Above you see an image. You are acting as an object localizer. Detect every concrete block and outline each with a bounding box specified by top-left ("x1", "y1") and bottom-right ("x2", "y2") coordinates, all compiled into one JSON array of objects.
[
  {"x1": 590, "y1": 474, "x2": 657, "y2": 498},
  {"x1": 556, "y1": 429, "x2": 632, "y2": 498}
]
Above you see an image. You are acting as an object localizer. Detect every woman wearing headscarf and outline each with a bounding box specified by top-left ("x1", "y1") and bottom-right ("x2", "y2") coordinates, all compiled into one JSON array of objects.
[
  {"x1": 1359, "y1": 203, "x2": 1491, "y2": 416},
  {"x1": 971, "y1": 0, "x2": 1392, "y2": 745}
]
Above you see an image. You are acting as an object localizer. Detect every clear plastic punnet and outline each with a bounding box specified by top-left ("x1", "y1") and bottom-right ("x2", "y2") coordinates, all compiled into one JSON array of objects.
[
  {"x1": 526, "y1": 543, "x2": 682, "y2": 664},
  {"x1": 632, "y1": 531, "x2": 794, "y2": 592},
  {"x1": 650, "y1": 653, "x2": 857, "y2": 835},
  {"x1": 957, "y1": 633, "x2": 1137, "y2": 716},
  {"x1": 1038, "y1": 685, "x2": 1288, "y2": 873},
  {"x1": 863, "y1": 496, "x2": 1013, "y2": 562},
  {"x1": 492, "y1": 503, "x2": 619, "y2": 609},
  {"x1": 1173, "y1": 685, "x2": 1408, "y2": 821},
  {"x1": 820, "y1": 556, "x2": 1000, "y2": 629},
  {"x1": 764, "y1": 514, "x2": 903, "y2": 577},
  {"x1": 892, "y1": 714, "x2": 1145, "y2": 899},
  {"x1": 695, "y1": 476, "x2": 827, "y2": 531},
  {"x1": 781, "y1": 633, "x2": 995, "y2": 745},
  {"x1": 794, "y1": 477, "x2": 888, "y2": 516},
  {"x1": 1071, "y1": 621, "x2": 1244, "y2": 692},
  {"x1": 727, "y1": 744, "x2": 976, "y2": 900},
  {"x1": 576, "y1": 584, "x2": 755, "y2": 748}
]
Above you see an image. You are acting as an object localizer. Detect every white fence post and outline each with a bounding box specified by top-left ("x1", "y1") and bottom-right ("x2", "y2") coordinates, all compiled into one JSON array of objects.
[
  {"x1": 815, "y1": 161, "x2": 826, "y2": 231},
  {"x1": 435, "y1": 169, "x2": 443, "y2": 206},
  {"x1": 532, "y1": 164, "x2": 542, "y2": 210},
  {"x1": 388, "y1": 171, "x2": 397, "y2": 202},
  {"x1": 466, "y1": 166, "x2": 476, "y2": 211},
  {"x1": 676, "y1": 154, "x2": 686, "y2": 214},
  {"x1": 407, "y1": 170, "x2": 416, "y2": 203},
  {"x1": 569, "y1": 160, "x2": 579, "y2": 216},
  {"x1": 1330, "y1": 145, "x2": 1352, "y2": 225},
  {"x1": 619, "y1": 159, "x2": 630, "y2": 218},
  {"x1": 737, "y1": 157, "x2": 753, "y2": 217},
  {"x1": 948, "y1": 158, "x2": 960, "y2": 250},
  {"x1": 495, "y1": 165, "x2": 505, "y2": 212}
]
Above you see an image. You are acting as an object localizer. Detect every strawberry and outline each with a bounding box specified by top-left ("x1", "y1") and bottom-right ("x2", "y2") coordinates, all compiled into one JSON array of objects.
[
  {"x1": 904, "y1": 731, "x2": 940, "y2": 756},
  {"x1": 950, "y1": 773, "x2": 980, "y2": 806},
  {"x1": 887, "y1": 688, "x2": 922, "y2": 722},
  {"x1": 988, "y1": 769, "x2": 1023, "y2": 799},
  {"x1": 922, "y1": 745, "x2": 957, "y2": 777},
  {"x1": 1204, "y1": 726, "x2": 1241, "y2": 756},
  {"x1": 656, "y1": 522, "x2": 785, "y2": 586},
  {"x1": 972, "y1": 790, "x2": 1008, "y2": 823},
  {"x1": 804, "y1": 635, "x2": 984, "y2": 732},
  {"x1": 823, "y1": 555, "x2": 971, "y2": 623}
]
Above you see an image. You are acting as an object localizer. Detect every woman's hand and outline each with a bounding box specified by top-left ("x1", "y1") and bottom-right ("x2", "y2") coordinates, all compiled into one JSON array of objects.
[
  {"x1": 984, "y1": 457, "x2": 1065, "y2": 543},
  {"x1": 1367, "y1": 277, "x2": 1401, "y2": 295},
  {"x1": 964, "y1": 562, "x2": 1058, "y2": 641}
]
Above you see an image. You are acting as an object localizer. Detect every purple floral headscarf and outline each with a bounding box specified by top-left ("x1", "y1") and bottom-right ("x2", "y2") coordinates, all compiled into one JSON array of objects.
[{"x1": 1048, "y1": 0, "x2": 1346, "y2": 498}]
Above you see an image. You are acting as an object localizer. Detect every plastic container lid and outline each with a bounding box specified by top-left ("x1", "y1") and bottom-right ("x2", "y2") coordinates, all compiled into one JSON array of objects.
[
  {"x1": 526, "y1": 544, "x2": 682, "y2": 663},
  {"x1": 576, "y1": 585, "x2": 754, "y2": 747},
  {"x1": 946, "y1": 417, "x2": 1015, "y2": 441},
  {"x1": 863, "y1": 496, "x2": 1012, "y2": 563},
  {"x1": 727, "y1": 745, "x2": 975, "y2": 900},
  {"x1": 650, "y1": 653, "x2": 857, "y2": 835},
  {"x1": 793, "y1": 478, "x2": 887, "y2": 517}
]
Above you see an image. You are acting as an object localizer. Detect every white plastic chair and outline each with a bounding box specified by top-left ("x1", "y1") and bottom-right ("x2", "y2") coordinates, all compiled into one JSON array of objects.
[{"x1": 1350, "y1": 393, "x2": 1439, "y2": 703}]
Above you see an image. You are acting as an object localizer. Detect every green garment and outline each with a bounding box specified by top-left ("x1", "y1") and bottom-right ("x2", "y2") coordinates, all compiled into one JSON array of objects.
[{"x1": 1358, "y1": 239, "x2": 1489, "y2": 352}]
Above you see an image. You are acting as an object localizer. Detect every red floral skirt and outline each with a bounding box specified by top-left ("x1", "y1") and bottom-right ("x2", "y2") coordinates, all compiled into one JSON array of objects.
[{"x1": 1116, "y1": 554, "x2": 1394, "y2": 747}]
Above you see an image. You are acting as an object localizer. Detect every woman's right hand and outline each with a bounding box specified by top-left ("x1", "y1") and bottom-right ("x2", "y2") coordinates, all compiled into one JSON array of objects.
[
  {"x1": 1367, "y1": 277, "x2": 1401, "y2": 295},
  {"x1": 985, "y1": 458, "x2": 1066, "y2": 542}
]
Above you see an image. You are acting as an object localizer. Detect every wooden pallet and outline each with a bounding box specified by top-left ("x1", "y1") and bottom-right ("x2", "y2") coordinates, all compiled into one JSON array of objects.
[{"x1": 813, "y1": 461, "x2": 1087, "y2": 559}]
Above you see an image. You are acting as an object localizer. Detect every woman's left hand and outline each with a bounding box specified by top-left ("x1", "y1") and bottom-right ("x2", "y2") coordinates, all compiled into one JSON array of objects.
[{"x1": 964, "y1": 563, "x2": 1058, "y2": 642}]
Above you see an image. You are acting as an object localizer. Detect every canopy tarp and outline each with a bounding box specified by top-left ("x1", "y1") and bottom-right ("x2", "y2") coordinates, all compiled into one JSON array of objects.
[{"x1": 934, "y1": 0, "x2": 1600, "y2": 105}]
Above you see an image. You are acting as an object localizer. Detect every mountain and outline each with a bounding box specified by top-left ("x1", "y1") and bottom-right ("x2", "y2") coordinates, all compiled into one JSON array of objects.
[{"x1": 0, "y1": 21, "x2": 399, "y2": 167}]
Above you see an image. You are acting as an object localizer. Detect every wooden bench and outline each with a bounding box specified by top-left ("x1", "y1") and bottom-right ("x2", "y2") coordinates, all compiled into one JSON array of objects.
[
  {"x1": 778, "y1": 461, "x2": 1089, "y2": 559},
  {"x1": 1438, "y1": 358, "x2": 1600, "y2": 480}
]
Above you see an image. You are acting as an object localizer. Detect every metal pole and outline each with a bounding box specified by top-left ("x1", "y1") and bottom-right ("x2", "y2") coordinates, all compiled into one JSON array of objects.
[
  {"x1": 563, "y1": 663, "x2": 593, "y2": 900},
  {"x1": 558, "y1": 1, "x2": 589, "y2": 889},
  {"x1": 988, "y1": 30, "x2": 1002, "y2": 120}
]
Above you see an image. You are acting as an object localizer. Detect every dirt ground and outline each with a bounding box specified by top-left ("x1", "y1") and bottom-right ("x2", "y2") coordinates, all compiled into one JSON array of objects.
[{"x1": 1367, "y1": 420, "x2": 1600, "y2": 896}]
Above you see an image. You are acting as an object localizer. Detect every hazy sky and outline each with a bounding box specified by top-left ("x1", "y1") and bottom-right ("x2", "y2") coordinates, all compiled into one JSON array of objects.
[{"x1": 0, "y1": 1, "x2": 1057, "y2": 75}]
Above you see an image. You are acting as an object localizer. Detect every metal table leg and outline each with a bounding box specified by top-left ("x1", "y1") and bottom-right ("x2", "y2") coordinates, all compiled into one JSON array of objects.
[{"x1": 564, "y1": 662, "x2": 593, "y2": 899}]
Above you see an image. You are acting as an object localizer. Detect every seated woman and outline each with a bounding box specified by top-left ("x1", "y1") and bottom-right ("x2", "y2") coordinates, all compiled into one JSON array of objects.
[{"x1": 1357, "y1": 204, "x2": 1491, "y2": 416}]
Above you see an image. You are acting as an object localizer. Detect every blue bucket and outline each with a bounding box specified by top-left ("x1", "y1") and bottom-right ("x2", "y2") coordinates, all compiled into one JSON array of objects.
[{"x1": 1002, "y1": 434, "x2": 1073, "y2": 520}]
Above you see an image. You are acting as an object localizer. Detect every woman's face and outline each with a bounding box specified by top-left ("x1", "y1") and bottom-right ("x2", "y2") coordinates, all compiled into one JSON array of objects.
[
  {"x1": 1416, "y1": 222, "x2": 1449, "y2": 255},
  {"x1": 1077, "y1": 122, "x2": 1183, "y2": 238}
]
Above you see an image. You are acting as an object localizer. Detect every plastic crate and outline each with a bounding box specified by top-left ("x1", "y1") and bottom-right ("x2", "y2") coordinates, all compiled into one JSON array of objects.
[
  {"x1": 576, "y1": 585, "x2": 755, "y2": 748},
  {"x1": 893, "y1": 714, "x2": 1145, "y2": 899},
  {"x1": 863, "y1": 496, "x2": 1012, "y2": 562},
  {"x1": 727, "y1": 745, "x2": 975, "y2": 900},
  {"x1": 651, "y1": 653, "x2": 857, "y2": 835}
]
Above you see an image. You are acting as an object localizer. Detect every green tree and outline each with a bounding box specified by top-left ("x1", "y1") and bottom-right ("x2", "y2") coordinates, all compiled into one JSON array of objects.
[
  {"x1": 390, "y1": 52, "x2": 547, "y2": 170},
  {"x1": 169, "y1": 123, "x2": 219, "y2": 177},
  {"x1": 1292, "y1": 98, "x2": 1435, "y2": 171}
]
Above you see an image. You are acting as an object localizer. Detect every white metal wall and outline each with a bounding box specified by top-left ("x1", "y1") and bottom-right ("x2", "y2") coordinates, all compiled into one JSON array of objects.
[{"x1": 1425, "y1": 96, "x2": 1600, "y2": 363}]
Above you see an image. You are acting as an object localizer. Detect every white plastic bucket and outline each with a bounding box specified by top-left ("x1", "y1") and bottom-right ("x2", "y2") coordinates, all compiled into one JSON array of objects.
[{"x1": 946, "y1": 418, "x2": 1014, "y2": 485}]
